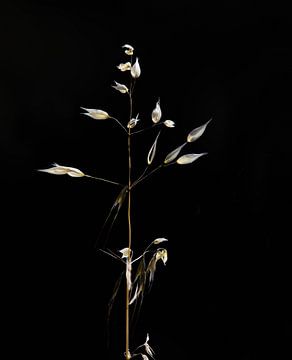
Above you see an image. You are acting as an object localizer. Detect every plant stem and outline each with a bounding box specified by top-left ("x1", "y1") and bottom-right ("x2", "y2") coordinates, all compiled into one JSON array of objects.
[
  {"x1": 133, "y1": 165, "x2": 149, "y2": 187},
  {"x1": 131, "y1": 164, "x2": 163, "y2": 189},
  {"x1": 110, "y1": 116, "x2": 128, "y2": 134},
  {"x1": 131, "y1": 122, "x2": 161, "y2": 135},
  {"x1": 126, "y1": 87, "x2": 133, "y2": 360},
  {"x1": 84, "y1": 174, "x2": 123, "y2": 186}
]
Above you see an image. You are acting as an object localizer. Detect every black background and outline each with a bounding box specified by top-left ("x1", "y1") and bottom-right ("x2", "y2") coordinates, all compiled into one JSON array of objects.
[{"x1": 1, "y1": 1, "x2": 292, "y2": 359}]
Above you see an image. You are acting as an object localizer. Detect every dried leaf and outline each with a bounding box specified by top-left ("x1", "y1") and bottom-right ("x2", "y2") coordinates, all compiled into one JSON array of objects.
[
  {"x1": 144, "y1": 334, "x2": 155, "y2": 358},
  {"x1": 187, "y1": 119, "x2": 211, "y2": 142},
  {"x1": 130, "y1": 285, "x2": 144, "y2": 310},
  {"x1": 126, "y1": 260, "x2": 132, "y2": 291},
  {"x1": 112, "y1": 81, "x2": 129, "y2": 93},
  {"x1": 176, "y1": 153, "x2": 207, "y2": 165},
  {"x1": 147, "y1": 131, "x2": 161, "y2": 165},
  {"x1": 134, "y1": 257, "x2": 146, "y2": 283},
  {"x1": 107, "y1": 272, "x2": 124, "y2": 319},
  {"x1": 38, "y1": 163, "x2": 85, "y2": 177},
  {"x1": 80, "y1": 107, "x2": 110, "y2": 120},
  {"x1": 130, "y1": 257, "x2": 147, "y2": 306},
  {"x1": 146, "y1": 254, "x2": 157, "y2": 286},
  {"x1": 119, "y1": 248, "x2": 132, "y2": 259},
  {"x1": 129, "y1": 285, "x2": 139, "y2": 305},
  {"x1": 117, "y1": 62, "x2": 131, "y2": 71},
  {"x1": 164, "y1": 143, "x2": 186, "y2": 164}
]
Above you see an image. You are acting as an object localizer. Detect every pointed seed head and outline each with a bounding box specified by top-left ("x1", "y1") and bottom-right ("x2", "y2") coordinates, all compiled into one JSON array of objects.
[
  {"x1": 151, "y1": 98, "x2": 162, "y2": 123},
  {"x1": 131, "y1": 58, "x2": 141, "y2": 78}
]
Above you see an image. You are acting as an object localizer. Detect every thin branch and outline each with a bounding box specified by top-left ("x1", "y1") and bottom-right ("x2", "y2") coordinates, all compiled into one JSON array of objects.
[
  {"x1": 110, "y1": 116, "x2": 128, "y2": 134},
  {"x1": 130, "y1": 78, "x2": 136, "y2": 98},
  {"x1": 131, "y1": 164, "x2": 163, "y2": 189},
  {"x1": 131, "y1": 352, "x2": 146, "y2": 359},
  {"x1": 107, "y1": 271, "x2": 124, "y2": 348},
  {"x1": 131, "y1": 122, "x2": 161, "y2": 135},
  {"x1": 95, "y1": 185, "x2": 128, "y2": 249},
  {"x1": 85, "y1": 174, "x2": 124, "y2": 186},
  {"x1": 132, "y1": 165, "x2": 149, "y2": 188},
  {"x1": 99, "y1": 248, "x2": 125, "y2": 263},
  {"x1": 163, "y1": 160, "x2": 177, "y2": 167},
  {"x1": 131, "y1": 251, "x2": 151, "y2": 264}
]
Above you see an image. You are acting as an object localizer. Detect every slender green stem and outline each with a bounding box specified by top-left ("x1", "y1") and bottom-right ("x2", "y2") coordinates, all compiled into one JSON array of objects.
[{"x1": 85, "y1": 174, "x2": 123, "y2": 186}]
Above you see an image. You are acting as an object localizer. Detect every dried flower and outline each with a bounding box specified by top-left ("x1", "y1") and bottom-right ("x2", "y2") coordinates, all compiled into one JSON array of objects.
[
  {"x1": 38, "y1": 163, "x2": 85, "y2": 177},
  {"x1": 80, "y1": 107, "x2": 110, "y2": 120},
  {"x1": 164, "y1": 143, "x2": 186, "y2": 164},
  {"x1": 156, "y1": 249, "x2": 168, "y2": 265},
  {"x1": 124, "y1": 350, "x2": 132, "y2": 359},
  {"x1": 151, "y1": 98, "x2": 162, "y2": 123},
  {"x1": 153, "y1": 238, "x2": 168, "y2": 245},
  {"x1": 117, "y1": 62, "x2": 131, "y2": 71},
  {"x1": 141, "y1": 355, "x2": 149, "y2": 360},
  {"x1": 163, "y1": 120, "x2": 175, "y2": 128},
  {"x1": 176, "y1": 153, "x2": 207, "y2": 165},
  {"x1": 119, "y1": 248, "x2": 132, "y2": 259},
  {"x1": 147, "y1": 131, "x2": 161, "y2": 165},
  {"x1": 127, "y1": 114, "x2": 140, "y2": 129},
  {"x1": 131, "y1": 58, "x2": 141, "y2": 78},
  {"x1": 147, "y1": 248, "x2": 168, "y2": 286},
  {"x1": 187, "y1": 119, "x2": 212, "y2": 143},
  {"x1": 112, "y1": 81, "x2": 129, "y2": 94},
  {"x1": 122, "y1": 44, "x2": 134, "y2": 56},
  {"x1": 119, "y1": 249, "x2": 133, "y2": 290}
]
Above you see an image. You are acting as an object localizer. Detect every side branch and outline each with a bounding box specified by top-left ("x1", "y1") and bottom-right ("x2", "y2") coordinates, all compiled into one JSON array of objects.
[
  {"x1": 131, "y1": 164, "x2": 163, "y2": 189},
  {"x1": 110, "y1": 116, "x2": 128, "y2": 134},
  {"x1": 85, "y1": 174, "x2": 124, "y2": 186},
  {"x1": 131, "y1": 123, "x2": 161, "y2": 135}
]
